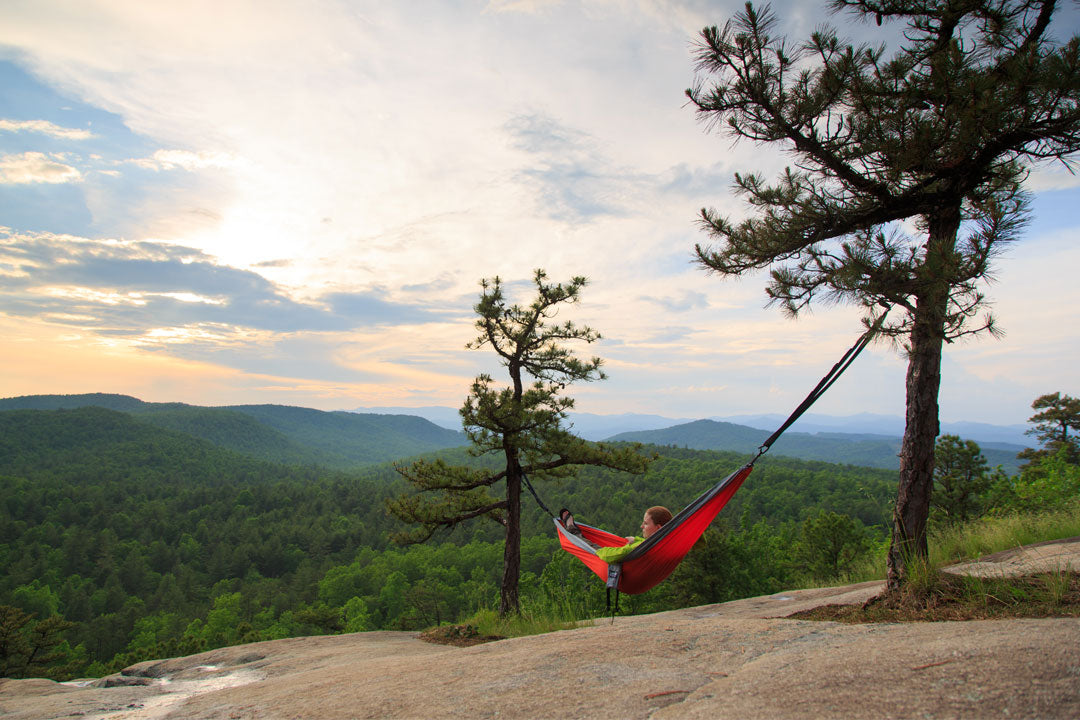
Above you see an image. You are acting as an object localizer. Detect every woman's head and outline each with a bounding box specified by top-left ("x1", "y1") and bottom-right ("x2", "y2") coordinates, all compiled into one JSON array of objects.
[{"x1": 640, "y1": 506, "x2": 672, "y2": 538}]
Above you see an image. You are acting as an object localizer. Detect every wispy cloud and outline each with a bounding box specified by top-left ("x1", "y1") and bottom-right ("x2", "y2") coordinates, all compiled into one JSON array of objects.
[
  {"x1": 484, "y1": 0, "x2": 563, "y2": 14},
  {"x1": 660, "y1": 162, "x2": 735, "y2": 198},
  {"x1": 505, "y1": 113, "x2": 629, "y2": 221},
  {"x1": 640, "y1": 326, "x2": 699, "y2": 344},
  {"x1": 130, "y1": 149, "x2": 240, "y2": 172},
  {"x1": 1026, "y1": 162, "x2": 1080, "y2": 192},
  {"x1": 0, "y1": 151, "x2": 82, "y2": 184},
  {"x1": 0, "y1": 118, "x2": 93, "y2": 140},
  {"x1": 639, "y1": 290, "x2": 709, "y2": 313}
]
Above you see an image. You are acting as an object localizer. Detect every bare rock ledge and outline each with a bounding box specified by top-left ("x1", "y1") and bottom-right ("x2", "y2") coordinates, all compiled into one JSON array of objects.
[{"x1": 2, "y1": 538, "x2": 1078, "y2": 720}]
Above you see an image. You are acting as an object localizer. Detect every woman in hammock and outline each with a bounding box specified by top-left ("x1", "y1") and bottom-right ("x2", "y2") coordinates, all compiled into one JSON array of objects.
[{"x1": 559, "y1": 505, "x2": 672, "y2": 563}]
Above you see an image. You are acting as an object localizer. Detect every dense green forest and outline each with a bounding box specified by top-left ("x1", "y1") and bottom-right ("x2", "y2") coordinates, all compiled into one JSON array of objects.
[{"x1": 2, "y1": 402, "x2": 1074, "y2": 681}]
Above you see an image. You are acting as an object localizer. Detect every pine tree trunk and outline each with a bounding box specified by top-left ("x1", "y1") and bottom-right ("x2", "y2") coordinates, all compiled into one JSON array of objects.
[
  {"x1": 499, "y1": 464, "x2": 522, "y2": 615},
  {"x1": 887, "y1": 311, "x2": 942, "y2": 589},
  {"x1": 886, "y1": 207, "x2": 959, "y2": 591}
]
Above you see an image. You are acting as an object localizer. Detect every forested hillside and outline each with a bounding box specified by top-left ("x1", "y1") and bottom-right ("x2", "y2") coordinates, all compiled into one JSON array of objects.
[
  {"x1": 0, "y1": 394, "x2": 466, "y2": 468},
  {"x1": 1, "y1": 406, "x2": 902, "y2": 679},
  {"x1": 1, "y1": 393, "x2": 1023, "y2": 472},
  {"x1": 225, "y1": 404, "x2": 465, "y2": 466}
]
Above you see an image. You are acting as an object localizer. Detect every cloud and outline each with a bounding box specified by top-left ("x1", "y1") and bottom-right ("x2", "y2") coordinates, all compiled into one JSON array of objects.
[
  {"x1": 0, "y1": 1, "x2": 1077, "y2": 424},
  {"x1": 401, "y1": 272, "x2": 458, "y2": 295},
  {"x1": 0, "y1": 230, "x2": 446, "y2": 336},
  {"x1": 640, "y1": 326, "x2": 699, "y2": 344},
  {"x1": 325, "y1": 291, "x2": 456, "y2": 326},
  {"x1": 130, "y1": 148, "x2": 240, "y2": 172},
  {"x1": 638, "y1": 290, "x2": 709, "y2": 313},
  {"x1": 1025, "y1": 161, "x2": 1080, "y2": 192},
  {"x1": 484, "y1": 0, "x2": 563, "y2": 14},
  {"x1": 504, "y1": 112, "x2": 642, "y2": 221},
  {"x1": 505, "y1": 113, "x2": 589, "y2": 156},
  {"x1": 660, "y1": 162, "x2": 735, "y2": 198},
  {"x1": 0, "y1": 118, "x2": 93, "y2": 140},
  {"x1": 0, "y1": 151, "x2": 82, "y2": 184},
  {"x1": 0, "y1": 65, "x2": 228, "y2": 238}
]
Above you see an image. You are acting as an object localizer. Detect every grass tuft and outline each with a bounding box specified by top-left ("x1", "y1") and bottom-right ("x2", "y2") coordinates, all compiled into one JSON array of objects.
[
  {"x1": 1044, "y1": 565, "x2": 1073, "y2": 606},
  {"x1": 420, "y1": 605, "x2": 591, "y2": 647},
  {"x1": 793, "y1": 570, "x2": 1080, "y2": 623},
  {"x1": 470, "y1": 606, "x2": 579, "y2": 638},
  {"x1": 930, "y1": 505, "x2": 1080, "y2": 568},
  {"x1": 810, "y1": 505, "x2": 1080, "y2": 590},
  {"x1": 794, "y1": 505, "x2": 1080, "y2": 622}
]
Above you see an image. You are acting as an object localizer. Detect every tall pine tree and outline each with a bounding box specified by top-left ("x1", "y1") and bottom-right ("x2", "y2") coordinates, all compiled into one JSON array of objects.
[{"x1": 687, "y1": 0, "x2": 1080, "y2": 590}]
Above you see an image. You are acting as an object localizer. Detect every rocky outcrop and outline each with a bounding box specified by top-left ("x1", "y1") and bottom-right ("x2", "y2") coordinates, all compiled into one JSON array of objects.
[{"x1": 2, "y1": 541, "x2": 1079, "y2": 720}]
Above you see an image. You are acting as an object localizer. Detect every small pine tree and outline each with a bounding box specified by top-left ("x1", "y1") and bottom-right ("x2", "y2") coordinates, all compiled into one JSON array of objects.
[
  {"x1": 388, "y1": 270, "x2": 650, "y2": 615},
  {"x1": 931, "y1": 435, "x2": 990, "y2": 523},
  {"x1": 794, "y1": 510, "x2": 871, "y2": 581},
  {"x1": 0, "y1": 606, "x2": 76, "y2": 679},
  {"x1": 1019, "y1": 392, "x2": 1080, "y2": 466}
]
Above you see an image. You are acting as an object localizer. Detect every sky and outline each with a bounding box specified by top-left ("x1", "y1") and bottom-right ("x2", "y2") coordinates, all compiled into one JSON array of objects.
[{"x1": 1, "y1": 0, "x2": 1078, "y2": 427}]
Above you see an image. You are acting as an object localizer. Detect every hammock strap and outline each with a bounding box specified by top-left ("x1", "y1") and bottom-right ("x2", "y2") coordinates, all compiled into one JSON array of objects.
[
  {"x1": 751, "y1": 309, "x2": 890, "y2": 464},
  {"x1": 521, "y1": 471, "x2": 555, "y2": 518},
  {"x1": 605, "y1": 587, "x2": 621, "y2": 623},
  {"x1": 523, "y1": 310, "x2": 889, "y2": 514}
]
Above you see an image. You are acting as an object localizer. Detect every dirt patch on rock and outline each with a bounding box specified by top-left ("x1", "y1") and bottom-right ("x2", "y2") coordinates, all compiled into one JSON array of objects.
[{"x1": 419, "y1": 623, "x2": 505, "y2": 647}]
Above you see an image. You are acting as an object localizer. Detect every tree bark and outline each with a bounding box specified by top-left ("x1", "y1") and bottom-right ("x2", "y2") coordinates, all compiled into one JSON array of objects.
[
  {"x1": 499, "y1": 461, "x2": 522, "y2": 615},
  {"x1": 499, "y1": 357, "x2": 525, "y2": 617},
  {"x1": 887, "y1": 309, "x2": 942, "y2": 589},
  {"x1": 887, "y1": 206, "x2": 960, "y2": 591}
]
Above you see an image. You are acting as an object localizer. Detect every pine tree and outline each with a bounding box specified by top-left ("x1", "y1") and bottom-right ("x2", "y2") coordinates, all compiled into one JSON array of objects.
[
  {"x1": 1020, "y1": 391, "x2": 1080, "y2": 464},
  {"x1": 388, "y1": 270, "x2": 650, "y2": 615},
  {"x1": 932, "y1": 435, "x2": 990, "y2": 523},
  {"x1": 686, "y1": 0, "x2": 1080, "y2": 590},
  {"x1": 794, "y1": 510, "x2": 872, "y2": 581},
  {"x1": 0, "y1": 606, "x2": 76, "y2": 679}
]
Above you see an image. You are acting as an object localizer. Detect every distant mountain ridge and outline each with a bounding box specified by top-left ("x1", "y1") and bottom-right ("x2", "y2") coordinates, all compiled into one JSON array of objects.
[
  {"x1": 352, "y1": 403, "x2": 1029, "y2": 472},
  {"x1": 351, "y1": 406, "x2": 694, "y2": 439},
  {"x1": 3, "y1": 394, "x2": 1029, "y2": 473},
  {"x1": 608, "y1": 419, "x2": 1024, "y2": 473},
  {"x1": 716, "y1": 412, "x2": 1030, "y2": 446},
  {"x1": 0, "y1": 394, "x2": 466, "y2": 468},
  {"x1": 353, "y1": 404, "x2": 1030, "y2": 447}
]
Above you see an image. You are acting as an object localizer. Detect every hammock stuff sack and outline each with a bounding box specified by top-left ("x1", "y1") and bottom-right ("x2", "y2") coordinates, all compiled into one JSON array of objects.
[{"x1": 553, "y1": 463, "x2": 753, "y2": 595}]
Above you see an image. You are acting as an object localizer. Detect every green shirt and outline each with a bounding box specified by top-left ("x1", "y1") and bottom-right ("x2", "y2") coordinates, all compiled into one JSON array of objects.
[{"x1": 596, "y1": 536, "x2": 644, "y2": 564}]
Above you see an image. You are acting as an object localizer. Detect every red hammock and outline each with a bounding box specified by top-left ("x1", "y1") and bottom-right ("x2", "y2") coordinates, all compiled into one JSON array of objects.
[
  {"x1": 554, "y1": 464, "x2": 752, "y2": 595},
  {"x1": 543, "y1": 314, "x2": 887, "y2": 599}
]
